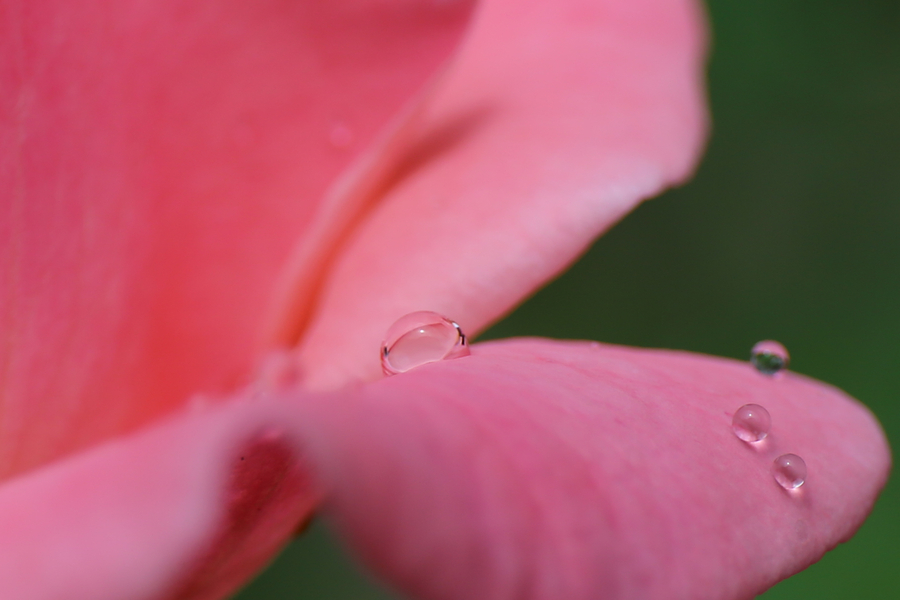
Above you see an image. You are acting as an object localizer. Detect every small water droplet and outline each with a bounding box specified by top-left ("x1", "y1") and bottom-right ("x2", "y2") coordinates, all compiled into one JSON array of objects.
[
  {"x1": 773, "y1": 453, "x2": 807, "y2": 489},
  {"x1": 751, "y1": 340, "x2": 789, "y2": 375},
  {"x1": 328, "y1": 121, "x2": 354, "y2": 149},
  {"x1": 732, "y1": 403, "x2": 771, "y2": 442},
  {"x1": 382, "y1": 311, "x2": 469, "y2": 375}
]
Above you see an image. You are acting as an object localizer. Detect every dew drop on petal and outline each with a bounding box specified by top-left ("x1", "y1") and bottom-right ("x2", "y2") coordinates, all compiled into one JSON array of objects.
[
  {"x1": 773, "y1": 453, "x2": 807, "y2": 489},
  {"x1": 732, "y1": 403, "x2": 771, "y2": 442},
  {"x1": 382, "y1": 311, "x2": 470, "y2": 375},
  {"x1": 751, "y1": 340, "x2": 790, "y2": 375}
]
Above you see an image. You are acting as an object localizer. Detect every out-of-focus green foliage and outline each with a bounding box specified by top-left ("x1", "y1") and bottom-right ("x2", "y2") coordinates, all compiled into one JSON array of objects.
[{"x1": 237, "y1": 1, "x2": 899, "y2": 597}]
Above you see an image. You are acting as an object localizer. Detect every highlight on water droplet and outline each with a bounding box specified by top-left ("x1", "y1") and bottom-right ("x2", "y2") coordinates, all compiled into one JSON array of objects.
[
  {"x1": 381, "y1": 311, "x2": 470, "y2": 375},
  {"x1": 751, "y1": 340, "x2": 790, "y2": 375},
  {"x1": 772, "y1": 453, "x2": 807, "y2": 490},
  {"x1": 732, "y1": 403, "x2": 771, "y2": 443}
]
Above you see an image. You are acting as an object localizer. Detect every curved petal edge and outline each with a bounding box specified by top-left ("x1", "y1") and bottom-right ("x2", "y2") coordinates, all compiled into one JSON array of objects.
[
  {"x1": 0, "y1": 339, "x2": 887, "y2": 600},
  {"x1": 0, "y1": 403, "x2": 317, "y2": 600},
  {"x1": 293, "y1": 339, "x2": 890, "y2": 600},
  {"x1": 287, "y1": 0, "x2": 711, "y2": 389}
]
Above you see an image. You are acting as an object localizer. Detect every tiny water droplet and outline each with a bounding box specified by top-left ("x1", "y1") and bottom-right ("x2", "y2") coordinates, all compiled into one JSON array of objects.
[
  {"x1": 328, "y1": 121, "x2": 354, "y2": 149},
  {"x1": 732, "y1": 403, "x2": 771, "y2": 442},
  {"x1": 773, "y1": 453, "x2": 807, "y2": 489},
  {"x1": 382, "y1": 311, "x2": 469, "y2": 375},
  {"x1": 751, "y1": 340, "x2": 789, "y2": 375}
]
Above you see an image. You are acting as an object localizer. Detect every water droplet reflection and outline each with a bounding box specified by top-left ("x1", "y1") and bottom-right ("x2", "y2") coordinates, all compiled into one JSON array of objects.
[
  {"x1": 773, "y1": 453, "x2": 807, "y2": 489},
  {"x1": 382, "y1": 311, "x2": 469, "y2": 375},
  {"x1": 732, "y1": 403, "x2": 771, "y2": 443},
  {"x1": 751, "y1": 340, "x2": 790, "y2": 375}
]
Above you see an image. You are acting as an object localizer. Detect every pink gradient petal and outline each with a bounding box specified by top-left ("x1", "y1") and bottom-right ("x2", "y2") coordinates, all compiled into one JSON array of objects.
[
  {"x1": 0, "y1": 401, "x2": 317, "y2": 600},
  {"x1": 298, "y1": 340, "x2": 889, "y2": 600},
  {"x1": 0, "y1": 341, "x2": 886, "y2": 600},
  {"x1": 0, "y1": 0, "x2": 474, "y2": 477},
  {"x1": 286, "y1": 0, "x2": 709, "y2": 388}
]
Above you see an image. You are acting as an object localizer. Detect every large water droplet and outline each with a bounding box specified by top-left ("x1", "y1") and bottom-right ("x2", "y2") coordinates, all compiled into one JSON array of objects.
[
  {"x1": 751, "y1": 340, "x2": 790, "y2": 375},
  {"x1": 773, "y1": 453, "x2": 807, "y2": 489},
  {"x1": 382, "y1": 311, "x2": 469, "y2": 375},
  {"x1": 732, "y1": 403, "x2": 771, "y2": 442}
]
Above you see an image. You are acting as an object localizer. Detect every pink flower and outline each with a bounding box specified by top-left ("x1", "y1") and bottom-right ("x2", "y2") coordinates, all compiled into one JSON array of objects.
[{"x1": 0, "y1": 1, "x2": 889, "y2": 599}]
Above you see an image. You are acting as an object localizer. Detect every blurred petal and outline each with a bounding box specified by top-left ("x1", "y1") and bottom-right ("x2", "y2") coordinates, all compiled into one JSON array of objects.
[
  {"x1": 0, "y1": 402, "x2": 316, "y2": 600},
  {"x1": 0, "y1": 340, "x2": 885, "y2": 600},
  {"x1": 299, "y1": 340, "x2": 889, "y2": 600},
  {"x1": 285, "y1": 0, "x2": 709, "y2": 388},
  {"x1": 0, "y1": 0, "x2": 474, "y2": 476}
]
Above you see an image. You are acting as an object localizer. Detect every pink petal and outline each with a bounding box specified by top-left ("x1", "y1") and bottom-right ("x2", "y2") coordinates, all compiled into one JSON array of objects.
[
  {"x1": 285, "y1": 0, "x2": 709, "y2": 388},
  {"x1": 0, "y1": 0, "x2": 474, "y2": 477},
  {"x1": 0, "y1": 401, "x2": 317, "y2": 600},
  {"x1": 0, "y1": 341, "x2": 886, "y2": 600},
  {"x1": 299, "y1": 340, "x2": 889, "y2": 600}
]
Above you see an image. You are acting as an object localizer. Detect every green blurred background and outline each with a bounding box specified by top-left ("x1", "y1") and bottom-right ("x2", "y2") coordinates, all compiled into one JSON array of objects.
[{"x1": 236, "y1": 0, "x2": 899, "y2": 597}]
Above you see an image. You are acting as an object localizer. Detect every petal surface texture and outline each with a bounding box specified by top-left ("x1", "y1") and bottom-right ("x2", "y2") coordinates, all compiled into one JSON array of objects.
[
  {"x1": 0, "y1": 0, "x2": 473, "y2": 477},
  {"x1": 0, "y1": 341, "x2": 886, "y2": 600},
  {"x1": 302, "y1": 340, "x2": 890, "y2": 600},
  {"x1": 290, "y1": 0, "x2": 709, "y2": 388},
  {"x1": 0, "y1": 401, "x2": 317, "y2": 600}
]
